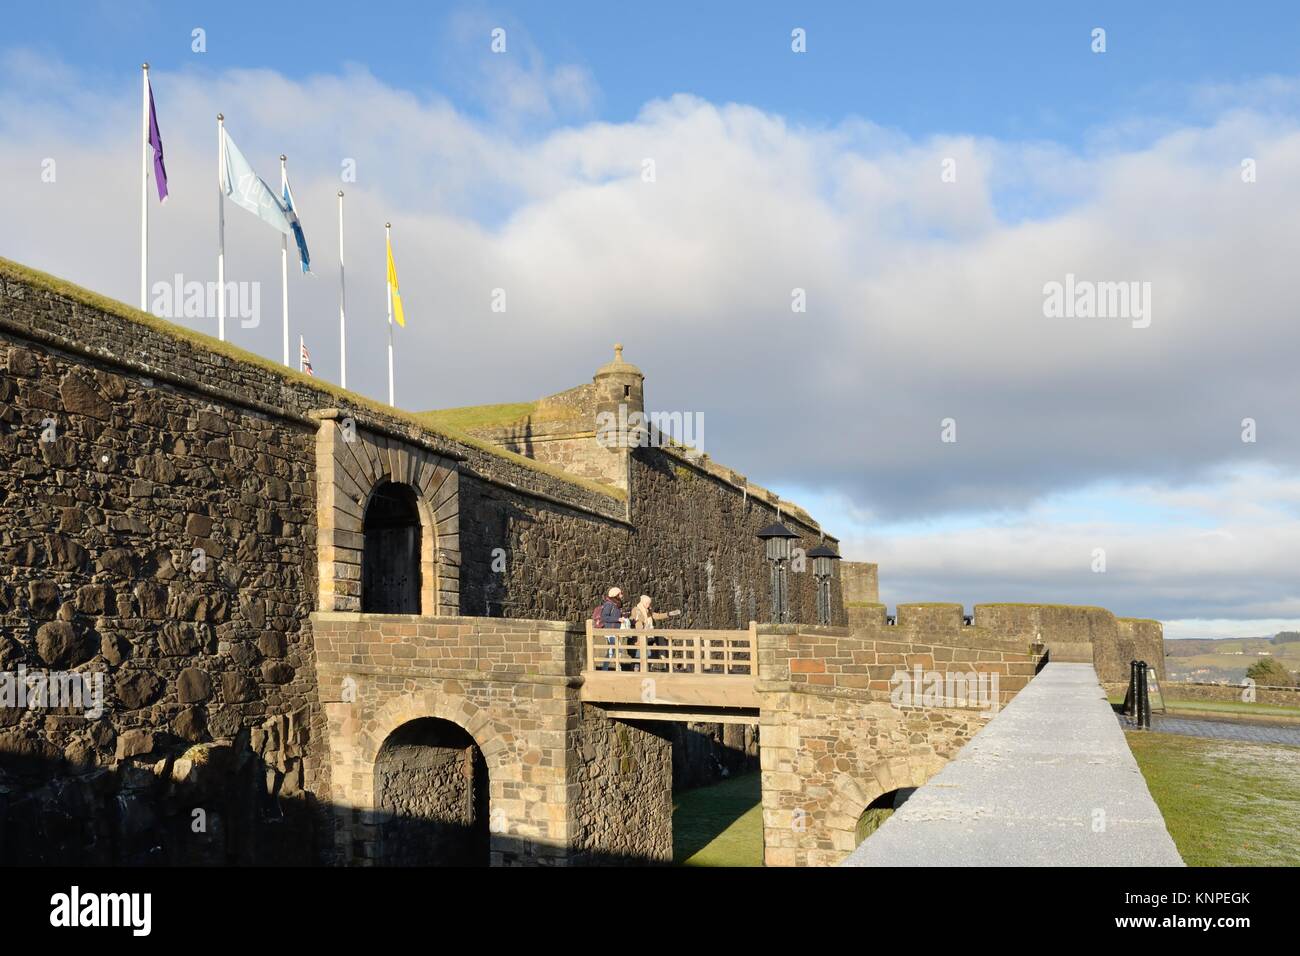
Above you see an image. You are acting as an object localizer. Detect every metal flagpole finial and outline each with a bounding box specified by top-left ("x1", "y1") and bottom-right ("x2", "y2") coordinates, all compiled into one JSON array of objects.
[
  {"x1": 217, "y1": 112, "x2": 224, "y2": 121},
  {"x1": 338, "y1": 189, "x2": 344, "y2": 197},
  {"x1": 280, "y1": 154, "x2": 287, "y2": 162},
  {"x1": 385, "y1": 222, "x2": 391, "y2": 229},
  {"x1": 142, "y1": 62, "x2": 149, "y2": 71}
]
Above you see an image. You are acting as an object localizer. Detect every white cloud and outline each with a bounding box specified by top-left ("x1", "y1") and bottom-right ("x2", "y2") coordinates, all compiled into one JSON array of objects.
[
  {"x1": 822, "y1": 467, "x2": 1300, "y2": 627},
  {"x1": 3, "y1": 54, "x2": 1300, "y2": 629}
]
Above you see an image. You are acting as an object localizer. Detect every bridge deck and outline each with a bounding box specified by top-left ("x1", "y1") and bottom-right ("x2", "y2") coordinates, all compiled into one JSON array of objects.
[
  {"x1": 842, "y1": 662, "x2": 1184, "y2": 867},
  {"x1": 579, "y1": 622, "x2": 759, "y2": 714}
]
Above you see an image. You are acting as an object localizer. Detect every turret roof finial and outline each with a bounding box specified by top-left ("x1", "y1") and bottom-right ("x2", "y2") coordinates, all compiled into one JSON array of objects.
[{"x1": 614, "y1": 343, "x2": 623, "y2": 363}]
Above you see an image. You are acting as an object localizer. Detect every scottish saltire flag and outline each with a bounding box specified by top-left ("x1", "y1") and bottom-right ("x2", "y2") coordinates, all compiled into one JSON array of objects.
[
  {"x1": 299, "y1": 336, "x2": 314, "y2": 376},
  {"x1": 220, "y1": 128, "x2": 291, "y2": 235},
  {"x1": 147, "y1": 80, "x2": 168, "y2": 202},
  {"x1": 386, "y1": 235, "x2": 406, "y2": 327},
  {"x1": 282, "y1": 174, "x2": 311, "y2": 273}
]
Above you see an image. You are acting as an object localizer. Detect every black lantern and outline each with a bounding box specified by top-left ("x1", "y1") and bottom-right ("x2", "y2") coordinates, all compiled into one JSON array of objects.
[
  {"x1": 757, "y1": 522, "x2": 800, "y2": 623},
  {"x1": 808, "y1": 544, "x2": 841, "y2": 625},
  {"x1": 757, "y1": 522, "x2": 799, "y2": 561},
  {"x1": 808, "y1": 544, "x2": 841, "y2": 580}
]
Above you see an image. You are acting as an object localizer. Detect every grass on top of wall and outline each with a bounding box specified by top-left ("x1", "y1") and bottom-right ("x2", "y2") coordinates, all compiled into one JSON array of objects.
[
  {"x1": 971, "y1": 602, "x2": 1117, "y2": 613},
  {"x1": 416, "y1": 402, "x2": 541, "y2": 432},
  {"x1": 0, "y1": 256, "x2": 626, "y2": 503},
  {"x1": 416, "y1": 398, "x2": 585, "y2": 433}
]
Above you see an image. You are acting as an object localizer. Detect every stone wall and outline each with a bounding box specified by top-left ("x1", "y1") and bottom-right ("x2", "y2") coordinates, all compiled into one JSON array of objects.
[
  {"x1": 0, "y1": 334, "x2": 325, "y2": 864},
  {"x1": 849, "y1": 602, "x2": 1164, "y2": 684},
  {"x1": 455, "y1": 448, "x2": 839, "y2": 628},
  {"x1": 568, "y1": 715, "x2": 673, "y2": 864},
  {"x1": 756, "y1": 619, "x2": 1046, "y2": 867},
  {"x1": 0, "y1": 259, "x2": 839, "y2": 865},
  {"x1": 971, "y1": 605, "x2": 1164, "y2": 682},
  {"x1": 1148, "y1": 680, "x2": 1300, "y2": 708},
  {"x1": 841, "y1": 561, "x2": 879, "y2": 605},
  {"x1": 311, "y1": 612, "x2": 674, "y2": 866},
  {"x1": 468, "y1": 382, "x2": 626, "y2": 491}
]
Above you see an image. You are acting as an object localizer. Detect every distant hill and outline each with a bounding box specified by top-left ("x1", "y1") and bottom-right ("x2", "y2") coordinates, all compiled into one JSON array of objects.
[
  {"x1": 1164, "y1": 633, "x2": 1300, "y2": 683},
  {"x1": 1165, "y1": 636, "x2": 1273, "y2": 657}
]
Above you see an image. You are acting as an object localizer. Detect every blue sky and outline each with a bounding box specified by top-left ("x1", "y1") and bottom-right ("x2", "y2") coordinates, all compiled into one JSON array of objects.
[
  {"x1": 4, "y1": 2, "x2": 1300, "y2": 638},
  {"x1": 12, "y1": 1, "x2": 1300, "y2": 142}
]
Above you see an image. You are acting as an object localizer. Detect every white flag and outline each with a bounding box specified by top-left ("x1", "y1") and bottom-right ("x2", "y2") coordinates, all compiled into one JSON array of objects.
[{"x1": 220, "y1": 128, "x2": 291, "y2": 235}]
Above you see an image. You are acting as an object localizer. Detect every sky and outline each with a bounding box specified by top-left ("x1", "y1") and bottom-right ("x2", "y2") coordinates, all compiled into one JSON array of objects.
[{"x1": 2, "y1": 1, "x2": 1300, "y2": 639}]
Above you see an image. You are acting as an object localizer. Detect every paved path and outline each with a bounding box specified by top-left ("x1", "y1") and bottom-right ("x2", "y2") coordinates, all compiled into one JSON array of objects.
[
  {"x1": 842, "y1": 663, "x2": 1183, "y2": 867},
  {"x1": 1127, "y1": 713, "x2": 1300, "y2": 747}
]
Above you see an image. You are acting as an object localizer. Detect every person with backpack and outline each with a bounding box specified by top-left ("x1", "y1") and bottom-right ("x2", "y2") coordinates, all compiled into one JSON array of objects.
[{"x1": 592, "y1": 587, "x2": 626, "y2": 671}]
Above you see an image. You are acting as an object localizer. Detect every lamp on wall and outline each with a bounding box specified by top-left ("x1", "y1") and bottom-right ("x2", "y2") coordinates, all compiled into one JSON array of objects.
[
  {"x1": 807, "y1": 544, "x2": 841, "y2": 625},
  {"x1": 757, "y1": 522, "x2": 799, "y2": 623}
]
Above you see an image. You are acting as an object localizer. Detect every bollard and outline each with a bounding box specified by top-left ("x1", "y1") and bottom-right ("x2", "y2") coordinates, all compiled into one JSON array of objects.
[
  {"x1": 1125, "y1": 659, "x2": 1138, "y2": 720},
  {"x1": 1137, "y1": 660, "x2": 1150, "y2": 729}
]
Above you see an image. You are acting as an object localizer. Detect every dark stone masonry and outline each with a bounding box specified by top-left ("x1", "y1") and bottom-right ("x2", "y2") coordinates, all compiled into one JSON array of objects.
[{"x1": 0, "y1": 258, "x2": 836, "y2": 865}]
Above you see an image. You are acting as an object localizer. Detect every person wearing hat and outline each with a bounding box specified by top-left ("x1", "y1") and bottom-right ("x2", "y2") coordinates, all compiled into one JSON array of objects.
[
  {"x1": 595, "y1": 587, "x2": 629, "y2": 671},
  {"x1": 598, "y1": 587, "x2": 638, "y2": 670},
  {"x1": 599, "y1": 587, "x2": 625, "y2": 629}
]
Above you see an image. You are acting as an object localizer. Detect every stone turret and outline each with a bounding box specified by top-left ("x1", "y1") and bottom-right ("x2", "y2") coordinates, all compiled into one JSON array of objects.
[
  {"x1": 590, "y1": 344, "x2": 643, "y2": 495},
  {"x1": 592, "y1": 343, "x2": 644, "y2": 422}
]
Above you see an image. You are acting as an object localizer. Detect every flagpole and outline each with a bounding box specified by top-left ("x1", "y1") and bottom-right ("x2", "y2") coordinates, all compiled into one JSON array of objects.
[
  {"x1": 385, "y1": 222, "x2": 394, "y2": 407},
  {"x1": 338, "y1": 190, "x2": 347, "y2": 390},
  {"x1": 217, "y1": 113, "x2": 226, "y2": 341},
  {"x1": 280, "y1": 154, "x2": 289, "y2": 367},
  {"x1": 140, "y1": 63, "x2": 149, "y2": 312},
  {"x1": 299, "y1": 334, "x2": 305, "y2": 373}
]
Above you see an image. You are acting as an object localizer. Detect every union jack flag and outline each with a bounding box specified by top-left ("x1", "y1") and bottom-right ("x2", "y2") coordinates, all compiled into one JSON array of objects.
[{"x1": 299, "y1": 336, "x2": 314, "y2": 376}]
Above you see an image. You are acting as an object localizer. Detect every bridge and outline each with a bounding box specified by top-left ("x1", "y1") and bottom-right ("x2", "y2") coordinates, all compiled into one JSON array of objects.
[
  {"x1": 842, "y1": 663, "x2": 1184, "y2": 867},
  {"x1": 579, "y1": 623, "x2": 760, "y2": 721},
  {"x1": 313, "y1": 607, "x2": 1046, "y2": 866}
]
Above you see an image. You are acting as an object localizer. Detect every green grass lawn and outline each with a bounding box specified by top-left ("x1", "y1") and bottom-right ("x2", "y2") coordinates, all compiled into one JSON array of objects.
[
  {"x1": 1108, "y1": 694, "x2": 1300, "y2": 721},
  {"x1": 673, "y1": 772, "x2": 764, "y2": 866},
  {"x1": 1162, "y1": 699, "x2": 1300, "y2": 721},
  {"x1": 1126, "y1": 731, "x2": 1300, "y2": 866}
]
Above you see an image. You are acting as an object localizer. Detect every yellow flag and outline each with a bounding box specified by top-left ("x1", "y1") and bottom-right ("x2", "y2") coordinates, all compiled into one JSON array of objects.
[{"x1": 386, "y1": 234, "x2": 406, "y2": 327}]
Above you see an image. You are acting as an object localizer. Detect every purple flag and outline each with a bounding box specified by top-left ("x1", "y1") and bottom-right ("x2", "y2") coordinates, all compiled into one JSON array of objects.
[{"x1": 148, "y1": 80, "x2": 169, "y2": 202}]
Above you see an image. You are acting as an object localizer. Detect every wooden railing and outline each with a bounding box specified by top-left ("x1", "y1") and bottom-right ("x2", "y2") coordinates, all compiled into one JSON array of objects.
[
  {"x1": 580, "y1": 621, "x2": 760, "y2": 712},
  {"x1": 584, "y1": 621, "x2": 757, "y2": 675}
]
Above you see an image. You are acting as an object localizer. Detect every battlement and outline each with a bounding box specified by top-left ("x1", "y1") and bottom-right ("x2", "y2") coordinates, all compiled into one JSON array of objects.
[{"x1": 846, "y1": 601, "x2": 1164, "y2": 682}]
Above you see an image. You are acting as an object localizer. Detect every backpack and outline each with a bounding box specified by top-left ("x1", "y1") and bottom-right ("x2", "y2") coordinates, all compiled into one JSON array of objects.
[{"x1": 591, "y1": 604, "x2": 605, "y2": 628}]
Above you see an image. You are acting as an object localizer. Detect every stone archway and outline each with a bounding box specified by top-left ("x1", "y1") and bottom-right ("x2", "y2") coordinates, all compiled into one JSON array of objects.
[
  {"x1": 326, "y1": 689, "x2": 521, "y2": 866},
  {"x1": 312, "y1": 412, "x2": 460, "y2": 614},
  {"x1": 816, "y1": 752, "x2": 948, "y2": 859},
  {"x1": 374, "y1": 717, "x2": 490, "y2": 866}
]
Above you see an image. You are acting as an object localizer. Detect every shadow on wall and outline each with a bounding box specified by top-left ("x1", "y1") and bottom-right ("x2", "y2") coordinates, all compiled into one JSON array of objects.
[
  {"x1": 374, "y1": 717, "x2": 489, "y2": 867},
  {"x1": 853, "y1": 787, "x2": 916, "y2": 847},
  {"x1": 0, "y1": 739, "x2": 674, "y2": 868},
  {"x1": 671, "y1": 723, "x2": 758, "y2": 791},
  {"x1": 0, "y1": 740, "x2": 322, "y2": 866}
]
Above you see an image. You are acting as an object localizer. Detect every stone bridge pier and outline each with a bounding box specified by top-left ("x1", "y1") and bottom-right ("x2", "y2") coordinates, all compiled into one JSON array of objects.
[
  {"x1": 754, "y1": 614, "x2": 1045, "y2": 866},
  {"x1": 311, "y1": 612, "x2": 675, "y2": 866}
]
